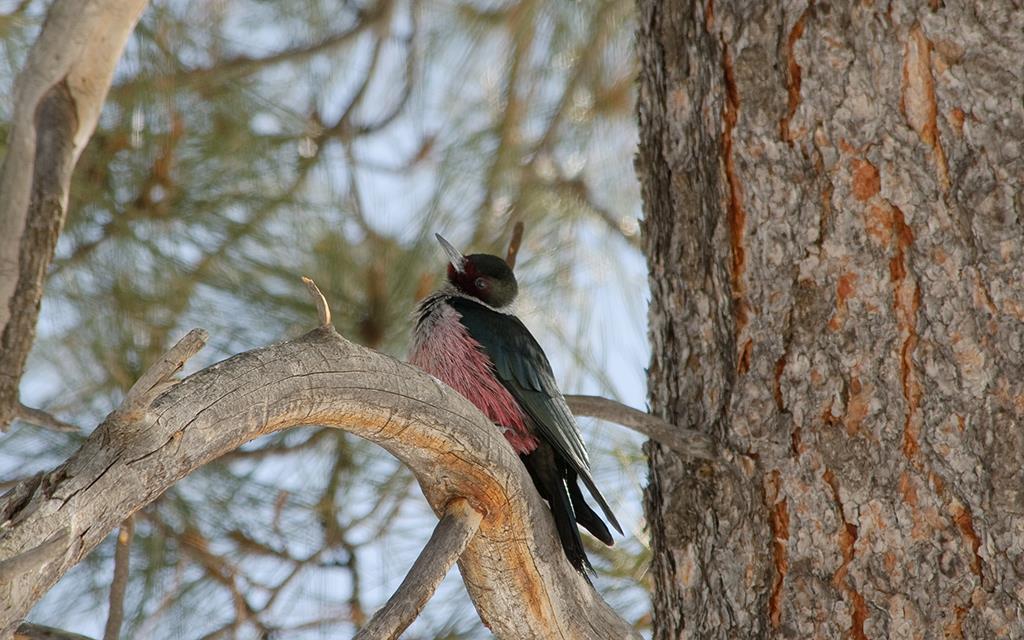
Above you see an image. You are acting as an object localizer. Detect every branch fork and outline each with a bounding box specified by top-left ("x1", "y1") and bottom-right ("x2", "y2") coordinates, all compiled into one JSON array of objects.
[{"x1": 355, "y1": 498, "x2": 484, "y2": 640}]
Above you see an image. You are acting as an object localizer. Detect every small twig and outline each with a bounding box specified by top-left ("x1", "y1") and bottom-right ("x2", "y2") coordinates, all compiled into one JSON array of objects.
[
  {"x1": 15, "y1": 623, "x2": 97, "y2": 640},
  {"x1": 302, "y1": 277, "x2": 333, "y2": 327},
  {"x1": 354, "y1": 498, "x2": 483, "y2": 640},
  {"x1": 505, "y1": 220, "x2": 525, "y2": 269},
  {"x1": 0, "y1": 528, "x2": 69, "y2": 584},
  {"x1": 102, "y1": 517, "x2": 135, "y2": 640},
  {"x1": 564, "y1": 394, "x2": 718, "y2": 461},
  {"x1": 120, "y1": 329, "x2": 208, "y2": 417},
  {"x1": 14, "y1": 403, "x2": 80, "y2": 433},
  {"x1": 0, "y1": 476, "x2": 28, "y2": 492}
]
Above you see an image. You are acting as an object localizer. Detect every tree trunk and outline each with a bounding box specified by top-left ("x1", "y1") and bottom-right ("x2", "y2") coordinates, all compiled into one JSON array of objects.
[{"x1": 636, "y1": 1, "x2": 1024, "y2": 638}]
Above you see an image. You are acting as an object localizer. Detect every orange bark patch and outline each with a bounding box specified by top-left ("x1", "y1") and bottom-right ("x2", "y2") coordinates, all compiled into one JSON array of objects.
[
  {"x1": 893, "y1": 208, "x2": 916, "y2": 254},
  {"x1": 823, "y1": 468, "x2": 841, "y2": 510},
  {"x1": 851, "y1": 159, "x2": 881, "y2": 201},
  {"x1": 889, "y1": 206, "x2": 921, "y2": 464},
  {"x1": 767, "y1": 471, "x2": 790, "y2": 629},
  {"x1": 780, "y1": 8, "x2": 810, "y2": 143},
  {"x1": 829, "y1": 272, "x2": 858, "y2": 332},
  {"x1": 971, "y1": 272, "x2": 998, "y2": 316},
  {"x1": 838, "y1": 272, "x2": 857, "y2": 307},
  {"x1": 864, "y1": 202, "x2": 895, "y2": 247},
  {"x1": 833, "y1": 518, "x2": 855, "y2": 584},
  {"x1": 884, "y1": 551, "x2": 897, "y2": 573},
  {"x1": 824, "y1": 468, "x2": 869, "y2": 640},
  {"x1": 900, "y1": 334, "x2": 921, "y2": 460},
  {"x1": 946, "y1": 605, "x2": 968, "y2": 639},
  {"x1": 949, "y1": 107, "x2": 965, "y2": 134},
  {"x1": 722, "y1": 45, "x2": 750, "y2": 340},
  {"x1": 774, "y1": 352, "x2": 788, "y2": 411},
  {"x1": 738, "y1": 338, "x2": 753, "y2": 374},
  {"x1": 822, "y1": 397, "x2": 841, "y2": 428},
  {"x1": 889, "y1": 253, "x2": 906, "y2": 282},
  {"x1": 898, "y1": 471, "x2": 918, "y2": 507},
  {"x1": 951, "y1": 502, "x2": 984, "y2": 578},
  {"x1": 901, "y1": 25, "x2": 949, "y2": 191},
  {"x1": 838, "y1": 138, "x2": 861, "y2": 155},
  {"x1": 845, "y1": 376, "x2": 871, "y2": 435},
  {"x1": 850, "y1": 590, "x2": 869, "y2": 640},
  {"x1": 810, "y1": 368, "x2": 823, "y2": 386}
]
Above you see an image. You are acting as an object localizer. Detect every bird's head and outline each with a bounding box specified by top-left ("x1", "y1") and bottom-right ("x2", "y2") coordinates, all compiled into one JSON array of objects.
[{"x1": 435, "y1": 233, "x2": 518, "y2": 308}]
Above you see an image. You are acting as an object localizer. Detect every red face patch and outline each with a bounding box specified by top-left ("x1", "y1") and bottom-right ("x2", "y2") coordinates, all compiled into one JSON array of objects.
[{"x1": 447, "y1": 261, "x2": 486, "y2": 299}]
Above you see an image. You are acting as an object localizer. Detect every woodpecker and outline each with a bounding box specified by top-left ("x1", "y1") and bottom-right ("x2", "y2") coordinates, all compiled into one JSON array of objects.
[{"x1": 409, "y1": 233, "x2": 622, "y2": 575}]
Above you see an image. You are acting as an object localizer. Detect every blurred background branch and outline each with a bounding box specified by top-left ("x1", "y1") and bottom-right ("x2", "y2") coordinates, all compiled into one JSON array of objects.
[{"x1": 0, "y1": 0, "x2": 648, "y2": 637}]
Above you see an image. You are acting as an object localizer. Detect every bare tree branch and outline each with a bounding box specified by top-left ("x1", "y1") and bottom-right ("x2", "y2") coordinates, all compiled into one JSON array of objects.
[
  {"x1": 355, "y1": 498, "x2": 483, "y2": 640},
  {"x1": 102, "y1": 518, "x2": 134, "y2": 640},
  {"x1": 110, "y1": 0, "x2": 406, "y2": 102},
  {"x1": 564, "y1": 394, "x2": 718, "y2": 461},
  {"x1": 13, "y1": 404, "x2": 80, "y2": 434},
  {"x1": 505, "y1": 221, "x2": 525, "y2": 269},
  {"x1": 14, "y1": 623, "x2": 96, "y2": 640},
  {"x1": 110, "y1": 22, "x2": 369, "y2": 98},
  {"x1": 0, "y1": 321, "x2": 639, "y2": 639},
  {"x1": 0, "y1": 0, "x2": 149, "y2": 430}
]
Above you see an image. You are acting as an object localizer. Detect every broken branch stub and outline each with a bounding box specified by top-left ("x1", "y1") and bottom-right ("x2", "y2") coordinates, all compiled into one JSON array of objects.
[
  {"x1": 301, "y1": 276, "x2": 333, "y2": 327},
  {"x1": 505, "y1": 221, "x2": 525, "y2": 269},
  {"x1": 118, "y1": 328, "x2": 208, "y2": 419}
]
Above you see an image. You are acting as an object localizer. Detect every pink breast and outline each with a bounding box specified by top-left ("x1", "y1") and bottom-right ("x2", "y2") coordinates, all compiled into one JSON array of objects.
[{"x1": 410, "y1": 304, "x2": 538, "y2": 454}]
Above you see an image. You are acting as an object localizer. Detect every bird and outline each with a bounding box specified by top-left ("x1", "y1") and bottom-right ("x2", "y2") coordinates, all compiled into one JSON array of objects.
[{"x1": 409, "y1": 233, "x2": 622, "y2": 576}]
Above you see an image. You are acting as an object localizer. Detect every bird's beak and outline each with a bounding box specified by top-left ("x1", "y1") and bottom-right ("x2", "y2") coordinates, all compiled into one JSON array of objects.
[{"x1": 435, "y1": 233, "x2": 466, "y2": 273}]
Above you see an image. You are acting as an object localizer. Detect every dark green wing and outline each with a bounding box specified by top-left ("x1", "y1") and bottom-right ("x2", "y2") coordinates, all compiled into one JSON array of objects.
[{"x1": 450, "y1": 297, "x2": 622, "y2": 535}]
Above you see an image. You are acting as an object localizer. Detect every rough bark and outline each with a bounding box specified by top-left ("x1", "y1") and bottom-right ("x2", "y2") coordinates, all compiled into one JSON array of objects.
[
  {"x1": 0, "y1": 326, "x2": 638, "y2": 640},
  {"x1": 0, "y1": 0, "x2": 149, "y2": 430},
  {"x1": 636, "y1": 0, "x2": 1024, "y2": 638}
]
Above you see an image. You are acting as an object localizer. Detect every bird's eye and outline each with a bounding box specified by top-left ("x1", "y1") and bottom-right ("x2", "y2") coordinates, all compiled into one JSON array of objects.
[{"x1": 475, "y1": 277, "x2": 488, "y2": 290}]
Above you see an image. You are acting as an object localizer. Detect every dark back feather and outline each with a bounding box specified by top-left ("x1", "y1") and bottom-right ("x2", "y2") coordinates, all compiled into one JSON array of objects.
[{"x1": 449, "y1": 297, "x2": 622, "y2": 535}]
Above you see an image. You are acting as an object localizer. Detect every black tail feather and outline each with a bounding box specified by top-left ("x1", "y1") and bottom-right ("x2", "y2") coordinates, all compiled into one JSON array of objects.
[
  {"x1": 577, "y1": 470, "x2": 623, "y2": 536},
  {"x1": 522, "y1": 442, "x2": 593, "y2": 577},
  {"x1": 566, "y1": 467, "x2": 613, "y2": 546}
]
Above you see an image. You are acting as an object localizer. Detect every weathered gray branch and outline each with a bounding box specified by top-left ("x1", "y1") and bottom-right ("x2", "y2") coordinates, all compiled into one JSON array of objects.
[
  {"x1": 101, "y1": 518, "x2": 134, "y2": 640},
  {"x1": 0, "y1": 529, "x2": 69, "y2": 587},
  {"x1": 0, "y1": 324, "x2": 638, "y2": 639},
  {"x1": 14, "y1": 623, "x2": 95, "y2": 640},
  {"x1": 0, "y1": 0, "x2": 149, "y2": 430},
  {"x1": 118, "y1": 328, "x2": 207, "y2": 419},
  {"x1": 564, "y1": 394, "x2": 717, "y2": 461},
  {"x1": 355, "y1": 498, "x2": 483, "y2": 640},
  {"x1": 13, "y1": 405, "x2": 79, "y2": 434}
]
